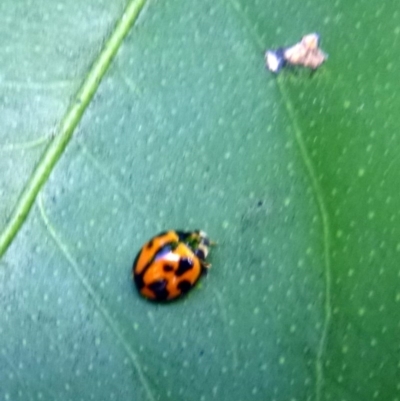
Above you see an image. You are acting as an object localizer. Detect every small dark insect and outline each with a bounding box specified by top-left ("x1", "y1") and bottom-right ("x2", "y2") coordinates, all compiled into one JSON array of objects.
[{"x1": 266, "y1": 33, "x2": 327, "y2": 73}]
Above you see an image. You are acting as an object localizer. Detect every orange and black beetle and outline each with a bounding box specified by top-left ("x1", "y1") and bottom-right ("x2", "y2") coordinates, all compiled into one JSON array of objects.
[{"x1": 132, "y1": 230, "x2": 213, "y2": 301}]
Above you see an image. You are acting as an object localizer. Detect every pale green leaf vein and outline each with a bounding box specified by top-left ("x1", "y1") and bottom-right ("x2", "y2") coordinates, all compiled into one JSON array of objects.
[
  {"x1": 117, "y1": 68, "x2": 159, "y2": 118},
  {"x1": 79, "y1": 142, "x2": 133, "y2": 205},
  {"x1": 0, "y1": 80, "x2": 76, "y2": 91},
  {"x1": 223, "y1": 1, "x2": 332, "y2": 400},
  {"x1": 0, "y1": 135, "x2": 51, "y2": 152},
  {"x1": 37, "y1": 194, "x2": 155, "y2": 401},
  {"x1": 277, "y1": 78, "x2": 332, "y2": 401},
  {"x1": 79, "y1": 142, "x2": 148, "y2": 217},
  {"x1": 0, "y1": 0, "x2": 147, "y2": 258}
]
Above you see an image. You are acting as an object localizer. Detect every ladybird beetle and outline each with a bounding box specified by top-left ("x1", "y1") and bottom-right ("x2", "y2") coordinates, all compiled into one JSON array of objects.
[{"x1": 132, "y1": 230, "x2": 213, "y2": 301}]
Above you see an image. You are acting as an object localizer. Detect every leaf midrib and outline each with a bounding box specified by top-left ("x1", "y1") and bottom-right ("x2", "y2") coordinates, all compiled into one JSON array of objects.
[{"x1": 0, "y1": 0, "x2": 147, "y2": 258}]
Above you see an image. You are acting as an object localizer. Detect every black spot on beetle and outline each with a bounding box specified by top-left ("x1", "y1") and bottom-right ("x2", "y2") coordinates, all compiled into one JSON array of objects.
[
  {"x1": 176, "y1": 258, "x2": 193, "y2": 276},
  {"x1": 163, "y1": 264, "x2": 174, "y2": 272},
  {"x1": 176, "y1": 231, "x2": 190, "y2": 241},
  {"x1": 134, "y1": 273, "x2": 145, "y2": 289},
  {"x1": 146, "y1": 239, "x2": 154, "y2": 248},
  {"x1": 177, "y1": 280, "x2": 192, "y2": 294},
  {"x1": 148, "y1": 279, "x2": 169, "y2": 301},
  {"x1": 195, "y1": 249, "x2": 205, "y2": 260},
  {"x1": 148, "y1": 279, "x2": 167, "y2": 292}
]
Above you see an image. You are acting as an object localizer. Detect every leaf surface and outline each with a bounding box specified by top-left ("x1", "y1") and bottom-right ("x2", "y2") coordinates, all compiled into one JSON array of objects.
[{"x1": 1, "y1": 0, "x2": 399, "y2": 400}]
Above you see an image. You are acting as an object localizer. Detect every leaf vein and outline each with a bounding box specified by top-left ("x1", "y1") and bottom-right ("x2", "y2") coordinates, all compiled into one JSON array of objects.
[
  {"x1": 277, "y1": 79, "x2": 332, "y2": 401},
  {"x1": 79, "y1": 142, "x2": 133, "y2": 204},
  {"x1": 37, "y1": 194, "x2": 155, "y2": 401},
  {"x1": 222, "y1": 1, "x2": 332, "y2": 399},
  {"x1": 0, "y1": 80, "x2": 76, "y2": 91},
  {"x1": 0, "y1": 135, "x2": 51, "y2": 152},
  {"x1": 0, "y1": 0, "x2": 147, "y2": 258}
]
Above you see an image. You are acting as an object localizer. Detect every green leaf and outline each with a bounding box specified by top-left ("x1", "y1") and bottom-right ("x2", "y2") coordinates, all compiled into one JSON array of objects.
[{"x1": 1, "y1": 0, "x2": 399, "y2": 400}]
